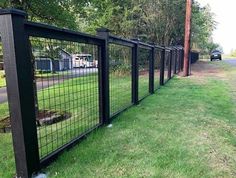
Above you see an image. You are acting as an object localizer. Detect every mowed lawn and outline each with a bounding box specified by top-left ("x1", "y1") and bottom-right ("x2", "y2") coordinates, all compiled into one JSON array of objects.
[
  {"x1": 1, "y1": 61, "x2": 236, "y2": 177},
  {"x1": 45, "y1": 61, "x2": 236, "y2": 177}
]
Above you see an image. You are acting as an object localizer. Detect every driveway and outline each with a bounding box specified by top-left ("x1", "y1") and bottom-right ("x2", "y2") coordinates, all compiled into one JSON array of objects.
[{"x1": 0, "y1": 68, "x2": 98, "y2": 104}]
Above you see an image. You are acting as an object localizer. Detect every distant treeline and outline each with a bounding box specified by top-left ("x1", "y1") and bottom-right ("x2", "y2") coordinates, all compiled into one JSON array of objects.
[{"x1": 0, "y1": 0, "x2": 219, "y2": 54}]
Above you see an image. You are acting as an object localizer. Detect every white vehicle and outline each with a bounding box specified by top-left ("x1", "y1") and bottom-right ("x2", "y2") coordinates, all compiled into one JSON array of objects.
[{"x1": 72, "y1": 54, "x2": 97, "y2": 68}]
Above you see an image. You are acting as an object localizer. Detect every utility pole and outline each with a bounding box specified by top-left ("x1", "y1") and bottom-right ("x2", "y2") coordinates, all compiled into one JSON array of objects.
[{"x1": 183, "y1": 0, "x2": 192, "y2": 76}]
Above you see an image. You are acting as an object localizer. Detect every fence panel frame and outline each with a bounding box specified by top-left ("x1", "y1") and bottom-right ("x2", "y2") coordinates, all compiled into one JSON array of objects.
[{"x1": 107, "y1": 35, "x2": 134, "y2": 118}]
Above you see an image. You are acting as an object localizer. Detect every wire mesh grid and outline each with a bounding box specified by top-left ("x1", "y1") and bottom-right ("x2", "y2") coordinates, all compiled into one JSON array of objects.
[
  {"x1": 164, "y1": 50, "x2": 170, "y2": 82},
  {"x1": 109, "y1": 43, "x2": 132, "y2": 116},
  {"x1": 30, "y1": 37, "x2": 100, "y2": 159},
  {"x1": 138, "y1": 47, "x2": 151, "y2": 100},
  {"x1": 154, "y1": 49, "x2": 162, "y2": 90}
]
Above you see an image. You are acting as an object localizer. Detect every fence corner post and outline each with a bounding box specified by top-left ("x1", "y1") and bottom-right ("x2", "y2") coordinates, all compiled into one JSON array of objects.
[
  {"x1": 96, "y1": 28, "x2": 110, "y2": 124},
  {"x1": 0, "y1": 8, "x2": 40, "y2": 177}
]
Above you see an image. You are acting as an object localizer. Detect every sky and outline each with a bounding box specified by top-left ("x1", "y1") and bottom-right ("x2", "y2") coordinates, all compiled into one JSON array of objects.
[{"x1": 197, "y1": 0, "x2": 236, "y2": 54}]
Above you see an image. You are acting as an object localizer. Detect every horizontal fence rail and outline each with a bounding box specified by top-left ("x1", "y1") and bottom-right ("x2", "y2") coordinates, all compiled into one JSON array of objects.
[{"x1": 0, "y1": 9, "x2": 191, "y2": 178}]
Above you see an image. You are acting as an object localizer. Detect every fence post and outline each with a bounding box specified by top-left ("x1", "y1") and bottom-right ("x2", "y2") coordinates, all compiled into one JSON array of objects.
[
  {"x1": 149, "y1": 45, "x2": 155, "y2": 94},
  {"x1": 0, "y1": 9, "x2": 40, "y2": 177},
  {"x1": 96, "y1": 28, "x2": 110, "y2": 124},
  {"x1": 131, "y1": 40, "x2": 139, "y2": 104},
  {"x1": 177, "y1": 49, "x2": 181, "y2": 73},
  {"x1": 174, "y1": 49, "x2": 177, "y2": 74},
  {"x1": 181, "y1": 48, "x2": 184, "y2": 71},
  {"x1": 160, "y1": 47, "x2": 165, "y2": 86},
  {"x1": 168, "y1": 49, "x2": 172, "y2": 79}
]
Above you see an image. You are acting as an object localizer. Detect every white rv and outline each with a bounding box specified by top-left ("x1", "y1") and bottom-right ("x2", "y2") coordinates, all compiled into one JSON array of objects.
[{"x1": 72, "y1": 54, "x2": 97, "y2": 68}]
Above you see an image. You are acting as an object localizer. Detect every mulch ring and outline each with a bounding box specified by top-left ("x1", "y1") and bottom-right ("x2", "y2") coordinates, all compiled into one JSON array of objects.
[{"x1": 0, "y1": 110, "x2": 71, "y2": 133}]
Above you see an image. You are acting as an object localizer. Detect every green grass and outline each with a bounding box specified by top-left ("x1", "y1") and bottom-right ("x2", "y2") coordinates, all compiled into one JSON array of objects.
[
  {"x1": 0, "y1": 70, "x2": 6, "y2": 88},
  {"x1": 0, "y1": 71, "x2": 150, "y2": 177},
  {"x1": 35, "y1": 70, "x2": 71, "y2": 78},
  {"x1": 43, "y1": 62, "x2": 235, "y2": 177},
  {"x1": 1, "y1": 62, "x2": 236, "y2": 177},
  {"x1": 222, "y1": 55, "x2": 236, "y2": 59}
]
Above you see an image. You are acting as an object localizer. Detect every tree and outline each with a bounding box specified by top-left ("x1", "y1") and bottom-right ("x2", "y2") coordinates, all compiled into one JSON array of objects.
[
  {"x1": 0, "y1": 0, "x2": 217, "y2": 52},
  {"x1": 0, "y1": 0, "x2": 78, "y2": 29},
  {"x1": 230, "y1": 49, "x2": 236, "y2": 57}
]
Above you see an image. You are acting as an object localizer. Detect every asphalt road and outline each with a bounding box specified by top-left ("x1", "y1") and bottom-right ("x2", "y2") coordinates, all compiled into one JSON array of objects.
[
  {"x1": 0, "y1": 68, "x2": 97, "y2": 104},
  {"x1": 223, "y1": 58, "x2": 236, "y2": 66}
]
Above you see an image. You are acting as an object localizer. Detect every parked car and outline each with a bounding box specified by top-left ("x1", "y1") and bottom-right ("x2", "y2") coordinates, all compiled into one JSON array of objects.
[
  {"x1": 72, "y1": 54, "x2": 97, "y2": 68},
  {"x1": 210, "y1": 50, "x2": 222, "y2": 61}
]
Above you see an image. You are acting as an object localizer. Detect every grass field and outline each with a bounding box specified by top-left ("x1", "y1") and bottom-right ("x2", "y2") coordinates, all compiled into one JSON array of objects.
[
  {"x1": 1, "y1": 61, "x2": 236, "y2": 177},
  {"x1": 44, "y1": 61, "x2": 236, "y2": 178}
]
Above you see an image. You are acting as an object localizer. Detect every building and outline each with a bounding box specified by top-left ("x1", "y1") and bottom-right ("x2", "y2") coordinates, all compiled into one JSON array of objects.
[{"x1": 35, "y1": 49, "x2": 72, "y2": 72}]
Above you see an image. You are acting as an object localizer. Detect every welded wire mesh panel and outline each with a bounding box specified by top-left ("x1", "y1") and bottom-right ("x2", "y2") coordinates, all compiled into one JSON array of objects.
[
  {"x1": 30, "y1": 37, "x2": 100, "y2": 159},
  {"x1": 109, "y1": 44, "x2": 132, "y2": 116},
  {"x1": 154, "y1": 49, "x2": 161, "y2": 90},
  {"x1": 138, "y1": 48, "x2": 151, "y2": 100},
  {"x1": 164, "y1": 50, "x2": 170, "y2": 82}
]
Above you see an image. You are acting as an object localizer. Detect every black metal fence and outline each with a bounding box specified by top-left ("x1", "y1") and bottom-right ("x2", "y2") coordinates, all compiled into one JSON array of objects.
[{"x1": 0, "y1": 9, "x2": 185, "y2": 177}]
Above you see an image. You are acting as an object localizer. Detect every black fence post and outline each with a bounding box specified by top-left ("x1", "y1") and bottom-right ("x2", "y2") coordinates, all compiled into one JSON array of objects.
[
  {"x1": 174, "y1": 49, "x2": 177, "y2": 74},
  {"x1": 96, "y1": 28, "x2": 110, "y2": 124},
  {"x1": 177, "y1": 49, "x2": 181, "y2": 73},
  {"x1": 181, "y1": 49, "x2": 184, "y2": 71},
  {"x1": 149, "y1": 45, "x2": 155, "y2": 94},
  {"x1": 0, "y1": 9, "x2": 40, "y2": 177},
  {"x1": 160, "y1": 47, "x2": 165, "y2": 86},
  {"x1": 131, "y1": 40, "x2": 139, "y2": 104},
  {"x1": 168, "y1": 49, "x2": 172, "y2": 79}
]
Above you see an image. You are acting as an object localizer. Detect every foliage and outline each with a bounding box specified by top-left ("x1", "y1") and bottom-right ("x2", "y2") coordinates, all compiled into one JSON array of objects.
[
  {"x1": 0, "y1": 0, "x2": 216, "y2": 53},
  {"x1": 0, "y1": 0, "x2": 79, "y2": 29},
  {"x1": 230, "y1": 49, "x2": 236, "y2": 57}
]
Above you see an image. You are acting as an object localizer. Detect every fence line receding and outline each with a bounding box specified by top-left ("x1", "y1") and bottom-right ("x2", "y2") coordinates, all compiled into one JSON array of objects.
[{"x1": 0, "y1": 9, "x2": 192, "y2": 178}]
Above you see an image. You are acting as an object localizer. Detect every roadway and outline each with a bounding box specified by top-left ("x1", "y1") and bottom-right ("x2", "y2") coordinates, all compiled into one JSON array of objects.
[
  {"x1": 0, "y1": 68, "x2": 97, "y2": 104},
  {"x1": 223, "y1": 58, "x2": 236, "y2": 66}
]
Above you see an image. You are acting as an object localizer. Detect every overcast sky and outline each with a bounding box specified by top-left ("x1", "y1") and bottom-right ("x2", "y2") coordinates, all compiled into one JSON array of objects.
[{"x1": 197, "y1": 0, "x2": 236, "y2": 54}]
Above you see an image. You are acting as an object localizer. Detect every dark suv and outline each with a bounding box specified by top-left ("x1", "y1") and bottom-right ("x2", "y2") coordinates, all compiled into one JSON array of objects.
[{"x1": 210, "y1": 50, "x2": 222, "y2": 61}]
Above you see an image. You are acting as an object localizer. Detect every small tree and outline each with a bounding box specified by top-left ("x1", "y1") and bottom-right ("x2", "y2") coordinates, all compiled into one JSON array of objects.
[{"x1": 230, "y1": 49, "x2": 236, "y2": 57}]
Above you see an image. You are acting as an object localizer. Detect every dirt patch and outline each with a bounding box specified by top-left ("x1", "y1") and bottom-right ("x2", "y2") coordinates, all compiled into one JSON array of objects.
[
  {"x1": 191, "y1": 61, "x2": 223, "y2": 77},
  {"x1": 0, "y1": 110, "x2": 71, "y2": 133}
]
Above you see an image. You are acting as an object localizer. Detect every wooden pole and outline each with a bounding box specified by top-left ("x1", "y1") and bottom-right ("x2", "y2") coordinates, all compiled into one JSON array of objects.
[{"x1": 183, "y1": 0, "x2": 192, "y2": 76}]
